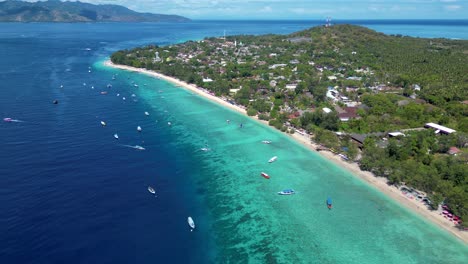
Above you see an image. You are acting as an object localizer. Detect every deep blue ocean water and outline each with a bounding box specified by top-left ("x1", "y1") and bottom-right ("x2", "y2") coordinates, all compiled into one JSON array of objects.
[{"x1": 1, "y1": 20, "x2": 467, "y2": 263}]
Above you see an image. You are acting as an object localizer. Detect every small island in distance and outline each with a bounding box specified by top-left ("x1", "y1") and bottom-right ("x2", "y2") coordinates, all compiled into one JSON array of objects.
[{"x1": 0, "y1": 0, "x2": 191, "y2": 22}]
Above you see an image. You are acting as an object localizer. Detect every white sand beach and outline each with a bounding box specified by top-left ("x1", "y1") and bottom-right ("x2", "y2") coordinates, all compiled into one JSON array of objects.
[{"x1": 104, "y1": 60, "x2": 468, "y2": 243}]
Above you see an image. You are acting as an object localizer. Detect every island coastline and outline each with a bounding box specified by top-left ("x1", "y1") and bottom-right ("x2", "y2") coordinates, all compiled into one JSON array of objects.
[{"x1": 104, "y1": 59, "x2": 468, "y2": 244}]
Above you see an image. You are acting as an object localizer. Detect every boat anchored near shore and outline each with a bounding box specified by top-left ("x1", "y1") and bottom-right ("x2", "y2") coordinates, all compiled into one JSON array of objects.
[
  {"x1": 278, "y1": 189, "x2": 295, "y2": 195},
  {"x1": 327, "y1": 197, "x2": 333, "y2": 209},
  {"x1": 268, "y1": 156, "x2": 277, "y2": 163},
  {"x1": 261, "y1": 172, "x2": 270, "y2": 179}
]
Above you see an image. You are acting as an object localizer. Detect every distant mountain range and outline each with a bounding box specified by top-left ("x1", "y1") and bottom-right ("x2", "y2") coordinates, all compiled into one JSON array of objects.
[{"x1": 0, "y1": 0, "x2": 191, "y2": 22}]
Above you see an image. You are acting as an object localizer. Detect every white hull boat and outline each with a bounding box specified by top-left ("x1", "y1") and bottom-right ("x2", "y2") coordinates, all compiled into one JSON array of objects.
[
  {"x1": 188, "y1": 216, "x2": 195, "y2": 231},
  {"x1": 268, "y1": 156, "x2": 277, "y2": 163}
]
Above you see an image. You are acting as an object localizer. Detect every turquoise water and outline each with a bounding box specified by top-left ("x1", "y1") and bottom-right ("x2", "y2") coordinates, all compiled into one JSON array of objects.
[{"x1": 98, "y1": 61, "x2": 468, "y2": 263}]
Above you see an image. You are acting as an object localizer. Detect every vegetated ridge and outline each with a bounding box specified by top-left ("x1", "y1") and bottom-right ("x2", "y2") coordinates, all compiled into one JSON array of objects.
[{"x1": 0, "y1": 0, "x2": 191, "y2": 22}]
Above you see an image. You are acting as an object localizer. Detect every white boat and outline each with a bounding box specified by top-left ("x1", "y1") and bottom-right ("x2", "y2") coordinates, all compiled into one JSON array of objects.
[
  {"x1": 148, "y1": 186, "x2": 156, "y2": 194},
  {"x1": 114, "y1": 134, "x2": 119, "y2": 139},
  {"x1": 144, "y1": 111, "x2": 149, "y2": 116},
  {"x1": 262, "y1": 140, "x2": 272, "y2": 144},
  {"x1": 137, "y1": 126, "x2": 142, "y2": 132},
  {"x1": 278, "y1": 189, "x2": 295, "y2": 195},
  {"x1": 101, "y1": 121, "x2": 106, "y2": 126},
  {"x1": 135, "y1": 145, "x2": 145, "y2": 150},
  {"x1": 268, "y1": 156, "x2": 277, "y2": 163},
  {"x1": 201, "y1": 147, "x2": 210, "y2": 152},
  {"x1": 168, "y1": 122, "x2": 172, "y2": 126},
  {"x1": 188, "y1": 216, "x2": 195, "y2": 230}
]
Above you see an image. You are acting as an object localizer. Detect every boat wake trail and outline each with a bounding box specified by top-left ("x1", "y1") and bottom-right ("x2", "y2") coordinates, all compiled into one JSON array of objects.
[
  {"x1": 3, "y1": 118, "x2": 25, "y2": 123},
  {"x1": 119, "y1": 144, "x2": 145, "y2": 150}
]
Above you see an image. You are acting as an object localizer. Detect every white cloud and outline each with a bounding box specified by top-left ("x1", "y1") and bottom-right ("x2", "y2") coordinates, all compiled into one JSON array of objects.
[
  {"x1": 444, "y1": 5, "x2": 461, "y2": 10},
  {"x1": 259, "y1": 6, "x2": 273, "y2": 13}
]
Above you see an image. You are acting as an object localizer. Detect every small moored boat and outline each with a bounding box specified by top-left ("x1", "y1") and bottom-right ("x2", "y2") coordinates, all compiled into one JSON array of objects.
[
  {"x1": 144, "y1": 111, "x2": 149, "y2": 116},
  {"x1": 278, "y1": 189, "x2": 295, "y2": 195},
  {"x1": 101, "y1": 121, "x2": 106, "y2": 126},
  {"x1": 261, "y1": 172, "x2": 270, "y2": 179},
  {"x1": 137, "y1": 126, "x2": 142, "y2": 132},
  {"x1": 327, "y1": 197, "x2": 332, "y2": 209},
  {"x1": 114, "y1": 134, "x2": 119, "y2": 139},
  {"x1": 262, "y1": 140, "x2": 272, "y2": 144},
  {"x1": 188, "y1": 216, "x2": 195, "y2": 231},
  {"x1": 268, "y1": 156, "x2": 277, "y2": 163},
  {"x1": 148, "y1": 186, "x2": 156, "y2": 194}
]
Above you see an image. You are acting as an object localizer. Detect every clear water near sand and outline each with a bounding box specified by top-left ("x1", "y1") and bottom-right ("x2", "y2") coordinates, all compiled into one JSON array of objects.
[{"x1": 98, "y1": 61, "x2": 468, "y2": 263}]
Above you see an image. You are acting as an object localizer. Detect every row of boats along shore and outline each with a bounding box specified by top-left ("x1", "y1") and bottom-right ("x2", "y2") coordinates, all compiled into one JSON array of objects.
[
  {"x1": 4, "y1": 67, "x2": 334, "y2": 232},
  {"x1": 259, "y1": 143, "x2": 333, "y2": 208}
]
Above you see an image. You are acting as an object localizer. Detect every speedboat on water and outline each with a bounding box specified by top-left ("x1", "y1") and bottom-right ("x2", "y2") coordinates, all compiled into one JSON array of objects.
[
  {"x1": 114, "y1": 134, "x2": 119, "y2": 139},
  {"x1": 262, "y1": 140, "x2": 272, "y2": 144},
  {"x1": 148, "y1": 186, "x2": 156, "y2": 194},
  {"x1": 135, "y1": 145, "x2": 145, "y2": 150},
  {"x1": 3, "y1": 118, "x2": 12, "y2": 122},
  {"x1": 101, "y1": 121, "x2": 106, "y2": 126},
  {"x1": 268, "y1": 156, "x2": 277, "y2": 163},
  {"x1": 278, "y1": 189, "x2": 295, "y2": 195},
  {"x1": 261, "y1": 172, "x2": 270, "y2": 179},
  {"x1": 188, "y1": 216, "x2": 195, "y2": 231},
  {"x1": 137, "y1": 126, "x2": 142, "y2": 132}
]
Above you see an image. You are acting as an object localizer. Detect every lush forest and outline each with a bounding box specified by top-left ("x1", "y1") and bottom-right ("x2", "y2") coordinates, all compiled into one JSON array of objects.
[{"x1": 111, "y1": 24, "x2": 468, "y2": 227}]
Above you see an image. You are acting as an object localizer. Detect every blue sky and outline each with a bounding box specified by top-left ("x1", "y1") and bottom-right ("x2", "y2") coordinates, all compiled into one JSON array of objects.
[{"x1": 27, "y1": 0, "x2": 467, "y2": 20}]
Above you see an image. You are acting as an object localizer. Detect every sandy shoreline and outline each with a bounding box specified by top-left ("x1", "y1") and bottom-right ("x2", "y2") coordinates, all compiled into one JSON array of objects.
[{"x1": 104, "y1": 60, "x2": 468, "y2": 244}]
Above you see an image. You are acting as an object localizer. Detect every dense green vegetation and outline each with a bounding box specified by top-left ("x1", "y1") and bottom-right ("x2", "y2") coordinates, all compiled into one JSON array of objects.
[
  {"x1": 111, "y1": 24, "x2": 468, "y2": 227},
  {"x1": 0, "y1": 0, "x2": 190, "y2": 22}
]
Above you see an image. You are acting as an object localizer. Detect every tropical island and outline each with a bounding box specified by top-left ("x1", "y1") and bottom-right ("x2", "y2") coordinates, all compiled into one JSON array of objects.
[
  {"x1": 110, "y1": 24, "x2": 468, "y2": 231},
  {"x1": 0, "y1": 0, "x2": 190, "y2": 22}
]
